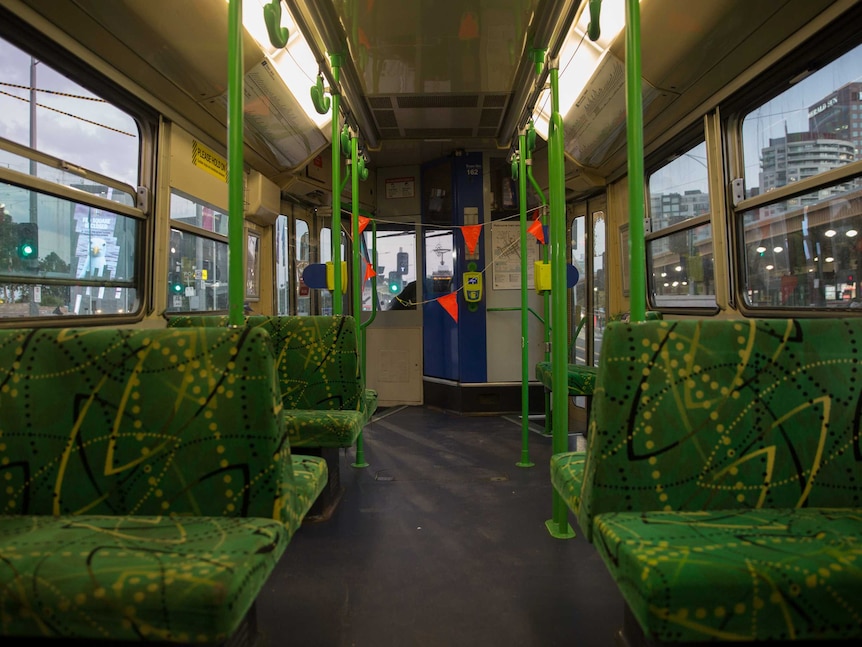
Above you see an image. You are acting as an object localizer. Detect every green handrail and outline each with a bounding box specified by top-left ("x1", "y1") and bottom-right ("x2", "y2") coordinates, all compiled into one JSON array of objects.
[
  {"x1": 330, "y1": 54, "x2": 343, "y2": 313},
  {"x1": 227, "y1": 0, "x2": 245, "y2": 327},
  {"x1": 517, "y1": 132, "x2": 534, "y2": 468},
  {"x1": 526, "y1": 123, "x2": 552, "y2": 436},
  {"x1": 625, "y1": 0, "x2": 646, "y2": 322},
  {"x1": 350, "y1": 130, "x2": 369, "y2": 468},
  {"x1": 545, "y1": 62, "x2": 575, "y2": 540}
]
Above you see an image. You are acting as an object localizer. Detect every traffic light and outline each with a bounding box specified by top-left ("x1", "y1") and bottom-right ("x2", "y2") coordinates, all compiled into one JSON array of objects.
[
  {"x1": 388, "y1": 271, "x2": 401, "y2": 294},
  {"x1": 16, "y1": 222, "x2": 38, "y2": 261},
  {"x1": 169, "y1": 272, "x2": 184, "y2": 295},
  {"x1": 396, "y1": 251, "x2": 409, "y2": 275}
]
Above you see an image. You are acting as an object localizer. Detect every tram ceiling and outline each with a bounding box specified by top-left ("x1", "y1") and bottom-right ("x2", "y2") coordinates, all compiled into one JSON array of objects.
[{"x1": 288, "y1": 0, "x2": 582, "y2": 169}]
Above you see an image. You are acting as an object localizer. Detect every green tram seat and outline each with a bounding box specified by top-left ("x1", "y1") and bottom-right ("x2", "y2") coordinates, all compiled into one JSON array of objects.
[
  {"x1": 168, "y1": 315, "x2": 378, "y2": 519},
  {"x1": 0, "y1": 326, "x2": 327, "y2": 643},
  {"x1": 168, "y1": 315, "x2": 377, "y2": 448},
  {"x1": 551, "y1": 318, "x2": 862, "y2": 644}
]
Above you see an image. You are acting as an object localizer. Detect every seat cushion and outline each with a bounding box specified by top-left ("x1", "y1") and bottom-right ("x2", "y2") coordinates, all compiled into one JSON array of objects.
[
  {"x1": 284, "y1": 410, "x2": 366, "y2": 448},
  {"x1": 290, "y1": 454, "x2": 329, "y2": 524},
  {"x1": 550, "y1": 451, "x2": 587, "y2": 516},
  {"x1": 535, "y1": 362, "x2": 598, "y2": 396},
  {"x1": 0, "y1": 514, "x2": 288, "y2": 642},
  {"x1": 592, "y1": 507, "x2": 862, "y2": 643}
]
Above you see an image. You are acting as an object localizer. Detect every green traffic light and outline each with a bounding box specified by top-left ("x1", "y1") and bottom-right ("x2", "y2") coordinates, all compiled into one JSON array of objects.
[
  {"x1": 172, "y1": 282, "x2": 183, "y2": 293},
  {"x1": 19, "y1": 243, "x2": 35, "y2": 258}
]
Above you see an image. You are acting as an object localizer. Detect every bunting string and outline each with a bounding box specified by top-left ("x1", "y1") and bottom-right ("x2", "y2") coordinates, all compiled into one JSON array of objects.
[{"x1": 345, "y1": 204, "x2": 552, "y2": 321}]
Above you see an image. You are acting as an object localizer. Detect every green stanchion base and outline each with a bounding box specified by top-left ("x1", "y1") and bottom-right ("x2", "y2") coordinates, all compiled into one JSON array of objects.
[
  {"x1": 352, "y1": 460, "x2": 369, "y2": 468},
  {"x1": 545, "y1": 518, "x2": 576, "y2": 539},
  {"x1": 516, "y1": 460, "x2": 535, "y2": 468}
]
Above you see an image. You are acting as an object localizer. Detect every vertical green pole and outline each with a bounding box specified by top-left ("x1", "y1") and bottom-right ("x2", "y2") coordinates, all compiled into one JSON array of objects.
[
  {"x1": 227, "y1": 0, "x2": 245, "y2": 327},
  {"x1": 330, "y1": 54, "x2": 343, "y2": 314},
  {"x1": 517, "y1": 132, "x2": 534, "y2": 468},
  {"x1": 351, "y1": 131, "x2": 369, "y2": 468},
  {"x1": 625, "y1": 0, "x2": 646, "y2": 323},
  {"x1": 526, "y1": 152, "x2": 552, "y2": 436},
  {"x1": 545, "y1": 62, "x2": 575, "y2": 539}
]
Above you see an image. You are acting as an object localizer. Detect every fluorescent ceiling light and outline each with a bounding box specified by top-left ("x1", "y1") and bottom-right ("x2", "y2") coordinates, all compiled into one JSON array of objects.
[
  {"x1": 532, "y1": 0, "x2": 637, "y2": 139},
  {"x1": 230, "y1": 0, "x2": 332, "y2": 130}
]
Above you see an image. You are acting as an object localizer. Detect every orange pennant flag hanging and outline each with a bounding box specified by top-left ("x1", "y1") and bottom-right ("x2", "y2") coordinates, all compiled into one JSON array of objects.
[
  {"x1": 527, "y1": 218, "x2": 545, "y2": 244},
  {"x1": 358, "y1": 216, "x2": 370, "y2": 234},
  {"x1": 461, "y1": 224, "x2": 482, "y2": 255},
  {"x1": 438, "y1": 292, "x2": 459, "y2": 323},
  {"x1": 363, "y1": 261, "x2": 376, "y2": 283}
]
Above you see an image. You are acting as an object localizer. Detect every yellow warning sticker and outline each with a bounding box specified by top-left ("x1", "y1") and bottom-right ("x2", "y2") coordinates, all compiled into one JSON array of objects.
[{"x1": 191, "y1": 140, "x2": 227, "y2": 182}]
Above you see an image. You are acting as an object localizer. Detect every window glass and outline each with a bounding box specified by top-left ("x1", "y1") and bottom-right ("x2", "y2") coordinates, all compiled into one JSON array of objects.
[
  {"x1": 166, "y1": 190, "x2": 228, "y2": 313},
  {"x1": 0, "y1": 182, "x2": 139, "y2": 317},
  {"x1": 742, "y1": 43, "x2": 861, "y2": 195},
  {"x1": 275, "y1": 214, "x2": 290, "y2": 314},
  {"x1": 648, "y1": 142, "x2": 710, "y2": 231},
  {"x1": 319, "y1": 226, "x2": 346, "y2": 315},
  {"x1": 0, "y1": 37, "x2": 139, "y2": 186},
  {"x1": 741, "y1": 190, "x2": 862, "y2": 308},
  {"x1": 592, "y1": 210, "x2": 605, "y2": 367},
  {"x1": 365, "y1": 228, "x2": 418, "y2": 311},
  {"x1": 170, "y1": 190, "x2": 228, "y2": 235},
  {"x1": 570, "y1": 211, "x2": 587, "y2": 364},
  {"x1": 0, "y1": 35, "x2": 144, "y2": 320},
  {"x1": 295, "y1": 218, "x2": 310, "y2": 315},
  {"x1": 165, "y1": 227, "x2": 228, "y2": 313},
  {"x1": 739, "y1": 42, "x2": 862, "y2": 310},
  {"x1": 646, "y1": 140, "x2": 715, "y2": 309},
  {"x1": 648, "y1": 223, "x2": 716, "y2": 307}
]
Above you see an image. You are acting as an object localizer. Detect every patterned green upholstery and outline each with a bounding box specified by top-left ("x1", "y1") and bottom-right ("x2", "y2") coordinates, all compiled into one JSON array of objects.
[
  {"x1": 594, "y1": 508, "x2": 862, "y2": 642},
  {"x1": 549, "y1": 451, "x2": 586, "y2": 514},
  {"x1": 169, "y1": 315, "x2": 377, "y2": 448},
  {"x1": 535, "y1": 362, "x2": 597, "y2": 396},
  {"x1": 552, "y1": 318, "x2": 862, "y2": 643},
  {"x1": 0, "y1": 327, "x2": 327, "y2": 642}
]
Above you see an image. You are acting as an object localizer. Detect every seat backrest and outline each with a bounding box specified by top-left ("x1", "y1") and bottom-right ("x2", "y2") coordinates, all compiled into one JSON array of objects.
[
  {"x1": 169, "y1": 315, "x2": 363, "y2": 411},
  {"x1": 0, "y1": 327, "x2": 301, "y2": 528},
  {"x1": 578, "y1": 318, "x2": 862, "y2": 540}
]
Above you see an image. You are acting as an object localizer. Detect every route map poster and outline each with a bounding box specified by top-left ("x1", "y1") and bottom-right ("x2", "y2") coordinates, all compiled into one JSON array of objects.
[{"x1": 491, "y1": 221, "x2": 540, "y2": 290}]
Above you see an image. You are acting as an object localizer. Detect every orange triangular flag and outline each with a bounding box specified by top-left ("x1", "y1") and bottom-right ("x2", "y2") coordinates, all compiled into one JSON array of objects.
[
  {"x1": 438, "y1": 292, "x2": 459, "y2": 323},
  {"x1": 527, "y1": 218, "x2": 545, "y2": 244},
  {"x1": 363, "y1": 261, "x2": 376, "y2": 283},
  {"x1": 461, "y1": 224, "x2": 482, "y2": 254},
  {"x1": 358, "y1": 216, "x2": 370, "y2": 234}
]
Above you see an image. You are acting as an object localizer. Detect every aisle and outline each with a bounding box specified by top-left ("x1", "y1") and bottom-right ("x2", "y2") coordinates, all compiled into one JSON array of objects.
[{"x1": 257, "y1": 406, "x2": 622, "y2": 647}]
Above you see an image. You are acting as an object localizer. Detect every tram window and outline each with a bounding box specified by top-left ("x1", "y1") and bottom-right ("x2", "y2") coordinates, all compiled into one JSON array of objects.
[
  {"x1": 295, "y1": 218, "x2": 310, "y2": 316},
  {"x1": 0, "y1": 35, "x2": 146, "y2": 320},
  {"x1": 648, "y1": 224, "x2": 716, "y2": 308},
  {"x1": 740, "y1": 190, "x2": 862, "y2": 308},
  {"x1": 166, "y1": 190, "x2": 229, "y2": 313},
  {"x1": 646, "y1": 140, "x2": 715, "y2": 309},
  {"x1": 739, "y1": 41, "x2": 862, "y2": 311},
  {"x1": 423, "y1": 229, "x2": 452, "y2": 305},
  {"x1": 0, "y1": 183, "x2": 140, "y2": 318},
  {"x1": 366, "y1": 228, "x2": 417, "y2": 311},
  {"x1": 648, "y1": 142, "x2": 709, "y2": 231},
  {"x1": 170, "y1": 190, "x2": 228, "y2": 235},
  {"x1": 320, "y1": 226, "x2": 346, "y2": 315},
  {"x1": 0, "y1": 36, "x2": 140, "y2": 189},
  {"x1": 570, "y1": 211, "x2": 587, "y2": 365},
  {"x1": 592, "y1": 210, "x2": 606, "y2": 365}
]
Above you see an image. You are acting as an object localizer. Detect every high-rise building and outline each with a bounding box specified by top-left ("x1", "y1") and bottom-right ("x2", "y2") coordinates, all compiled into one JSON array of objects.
[{"x1": 808, "y1": 81, "x2": 862, "y2": 158}]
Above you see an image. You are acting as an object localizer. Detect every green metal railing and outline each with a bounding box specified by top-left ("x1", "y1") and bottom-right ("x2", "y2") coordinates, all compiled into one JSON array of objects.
[
  {"x1": 625, "y1": 0, "x2": 646, "y2": 322},
  {"x1": 545, "y1": 61, "x2": 575, "y2": 540},
  {"x1": 516, "y1": 131, "x2": 534, "y2": 468},
  {"x1": 227, "y1": 0, "x2": 245, "y2": 327}
]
